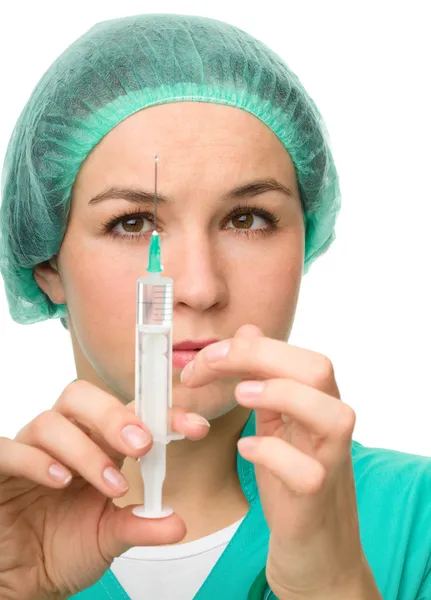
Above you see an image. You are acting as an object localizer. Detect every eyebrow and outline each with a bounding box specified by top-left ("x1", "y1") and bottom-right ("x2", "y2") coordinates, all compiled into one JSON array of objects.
[{"x1": 88, "y1": 178, "x2": 295, "y2": 206}]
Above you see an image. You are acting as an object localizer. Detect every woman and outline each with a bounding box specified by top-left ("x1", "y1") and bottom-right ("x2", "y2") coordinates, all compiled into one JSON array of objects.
[{"x1": 0, "y1": 13, "x2": 429, "y2": 600}]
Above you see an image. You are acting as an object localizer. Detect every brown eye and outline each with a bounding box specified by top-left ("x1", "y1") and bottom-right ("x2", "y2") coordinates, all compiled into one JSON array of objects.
[
  {"x1": 228, "y1": 212, "x2": 266, "y2": 230},
  {"x1": 113, "y1": 215, "x2": 152, "y2": 235},
  {"x1": 232, "y1": 213, "x2": 253, "y2": 229},
  {"x1": 122, "y1": 216, "x2": 144, "y2": 232}
]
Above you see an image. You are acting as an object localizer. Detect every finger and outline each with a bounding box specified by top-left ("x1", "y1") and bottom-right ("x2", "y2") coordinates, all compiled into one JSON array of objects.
[
  {"x1": 15, "y1": 411, "x2": 131, "y2": 498},
  {"x1": 233, "y1": 324, "x2": 264, "y2": 339},
  {"x1": 53, "y1": 381, "x2": 208, "y2": 460},
  {"x1": 181, "y1": 337, "x2": 340, "y2": 397},
  {"x1": 124, "y1": 402, "x2": 210, "y2": 441},
  {"x1": 179, "y1": 325, "x2": 265, "y2": 387},
  {"x1": 0, "y1": 437, "x2": 73, "y2": 489},
  {"x1": 169, "y1": 407, "x2": 211, "y2": 441},
  {"x1": 237, "y1": 436, "x2": 327, "y2": 496},
  {"x1": 230, "y1": 330, "x2": 276, "y2": 427},
  {"x1": 235, "y1": 378, "x2": 355, "y2": 444},
  {"x1": 53, "y1": 380, "x2": 152, "y2": 461}
]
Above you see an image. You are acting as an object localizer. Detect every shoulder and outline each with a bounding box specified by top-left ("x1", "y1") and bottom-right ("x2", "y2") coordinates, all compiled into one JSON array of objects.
[
  {"x1": 352, "y1": 438, "x2": 431, "y2": 488},
  {"x1": 351, "y1": 441, "x2": 431, "y2": 595},
  {"x1": 352, "y1": 438, "x2": 431, "y2": 528}
]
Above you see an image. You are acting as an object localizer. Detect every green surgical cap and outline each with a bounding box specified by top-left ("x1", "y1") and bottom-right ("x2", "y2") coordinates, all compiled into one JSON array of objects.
[{"x1": 0, "y1": 13, "x2": 341, "y2": 325}]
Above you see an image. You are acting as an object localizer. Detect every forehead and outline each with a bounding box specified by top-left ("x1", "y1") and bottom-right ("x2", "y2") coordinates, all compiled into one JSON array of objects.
[
  {"x1": 104, "y1": 102, "x2": 280, "y2": 145},
  {"x1": 84, "y1": 102, "x2": 288, "y2": 161},
  {"x1": 73, "y1": 102, "x2": 296, "y2": 196}
]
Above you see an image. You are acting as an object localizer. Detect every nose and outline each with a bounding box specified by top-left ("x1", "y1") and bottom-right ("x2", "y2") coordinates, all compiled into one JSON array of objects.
[{"x1": 164, "y1": 231, "x2": 228, "y2": 313}]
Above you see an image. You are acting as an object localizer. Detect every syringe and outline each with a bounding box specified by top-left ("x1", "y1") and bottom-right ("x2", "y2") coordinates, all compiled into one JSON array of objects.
[{"x1": 132, "y1": 155, "x2": 184, "y2": 519}]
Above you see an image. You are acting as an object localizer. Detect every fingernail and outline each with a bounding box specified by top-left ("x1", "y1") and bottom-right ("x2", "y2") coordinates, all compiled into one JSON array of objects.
[
  {"x1": 103, "y1": 466, "x2": 129, "y2": 492},
  {"x1": 205, "y1": 341, "x2": 230, "y2": 362},
  {"x1": 121, "y1": 424, "x2": 151, "y2": 449},
  {"x1": 185, "y1": 413, "x2": 211, "y2": 427},
  {"x1": 48, "y1": 463, "x2": 72, "y2": 484},
  {"x1": 237, "y1": 381, "x2": 265, "y2": 398},
  {"x1": 180, "y1": 360, "x2": 194, "y2": 384},
  {"x1": 238, "y1": 437, "x2": 260, "y2": 454}
]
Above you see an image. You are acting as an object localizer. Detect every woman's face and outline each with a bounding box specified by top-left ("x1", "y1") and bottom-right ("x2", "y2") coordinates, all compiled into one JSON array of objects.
[{"x1": 52, "y1": 102, "x2": 305, "y2": 419}]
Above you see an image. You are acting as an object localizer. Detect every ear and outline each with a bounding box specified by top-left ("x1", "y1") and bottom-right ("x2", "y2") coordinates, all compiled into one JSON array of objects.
[{"x1": 33, "y1": 257, "x2": 66, "y2": 305}]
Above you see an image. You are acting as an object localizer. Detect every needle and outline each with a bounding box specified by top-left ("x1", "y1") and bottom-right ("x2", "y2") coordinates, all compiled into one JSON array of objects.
[{"x1": 154, "y1": 154, "x2": 158, "y2": 230}]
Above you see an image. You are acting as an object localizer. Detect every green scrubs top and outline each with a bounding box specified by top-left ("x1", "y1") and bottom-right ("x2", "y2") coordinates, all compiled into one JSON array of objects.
[{"x1": 70, "y1": 411, "x2": 431, "y2": 599}]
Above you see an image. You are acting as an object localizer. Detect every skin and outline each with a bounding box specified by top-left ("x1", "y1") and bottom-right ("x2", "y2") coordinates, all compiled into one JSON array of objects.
[
  {"x1": 34, "y1": 101, "x2": 305, "y2": 540},
  {"x1": 2, "y1": 101, "x2": 381, "y2": 598},
  {"x1": 182, "y1": 330, "x2": 381, "y2": 598}
]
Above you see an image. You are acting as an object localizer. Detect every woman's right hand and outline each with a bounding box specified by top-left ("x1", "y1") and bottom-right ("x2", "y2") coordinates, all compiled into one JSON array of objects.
[{"x1": 0, "y1": 379, "x2": 209, "y2": 600}]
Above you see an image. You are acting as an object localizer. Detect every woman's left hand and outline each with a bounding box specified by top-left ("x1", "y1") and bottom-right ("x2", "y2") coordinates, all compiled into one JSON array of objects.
[{"x1": 180, "y1": 325, "x2": 382, "y2": 599}]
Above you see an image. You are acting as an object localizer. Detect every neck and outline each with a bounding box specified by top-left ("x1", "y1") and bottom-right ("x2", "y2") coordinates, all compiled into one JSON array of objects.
[
  {"x1": 166, "y1": 403, "x2": 250, "y2": 503},
  {"x1": 118, "y1": 405, "x2": 251, "y2": 541}
]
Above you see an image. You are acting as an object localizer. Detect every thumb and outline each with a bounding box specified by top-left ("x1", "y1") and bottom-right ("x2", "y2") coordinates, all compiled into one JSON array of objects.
[{"x1": 100, "y1": 504, "x2": 186, "y2": 560}]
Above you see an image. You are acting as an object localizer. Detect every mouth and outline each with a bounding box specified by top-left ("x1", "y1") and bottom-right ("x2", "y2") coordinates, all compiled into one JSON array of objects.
[{"x1": 172, "y1": 339, "x2": 219, "y2": 370}]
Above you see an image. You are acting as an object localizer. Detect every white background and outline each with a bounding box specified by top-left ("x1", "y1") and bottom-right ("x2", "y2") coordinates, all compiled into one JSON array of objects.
[{"x1": 0, "y1": 1, "x2": 430, "y2": 454}]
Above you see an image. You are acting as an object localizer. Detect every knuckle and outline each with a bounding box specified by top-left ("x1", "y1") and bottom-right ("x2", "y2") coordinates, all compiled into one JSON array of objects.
[
  {"x1": 229, "y1": 337, "x2": 254, "y2": 365},
  {"x1": 304, "y1": 464, "x2": 327, "y2": 495},
  {"x1": 241, "y1": 336, "x2": 260, "y2": 358},
  {"x1": 310, "y1": 354, "x2": 335, "y2": 389},
  {"x1": 335, "y1": 404, "x2": 356, "y2": 438},
  {"x1": 28, "y1": 410, "x2": 58, "y2": 441},
  {"x1": 103, "y1": 404, "x2": 129, "y2": 433},
  {"x1": 58, "y1": 379, "x2": 91, "y2": 408},
  {"x1": 229, "y1": 336, "x2": 243, "y2": 355},
  {"x1": 65, "y1": 378, "x2": 91, "y2": 393}
]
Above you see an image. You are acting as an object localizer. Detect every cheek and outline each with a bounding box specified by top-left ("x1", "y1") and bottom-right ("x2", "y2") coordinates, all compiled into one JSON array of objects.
[
  {"x1": 225, "y1": 235, "x2": 303, "y2": 337},
  {"x1": 60, "y1": 239, "x2": 138, "y2": 362},
  {"x1": 60, "y1": 228, "x2": 143, "y2": 310},
  {"x1": 64, "y1": 255, "x2": 135, "y2": 321}
]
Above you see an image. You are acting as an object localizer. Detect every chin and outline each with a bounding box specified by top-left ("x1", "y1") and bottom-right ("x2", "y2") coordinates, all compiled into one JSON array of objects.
[
  {"x1": 96, "y1": 366, "x2": 238, "y2": 422},
  {"x1": 172, "y1": 379, "x2": 239, "y2": 421}
]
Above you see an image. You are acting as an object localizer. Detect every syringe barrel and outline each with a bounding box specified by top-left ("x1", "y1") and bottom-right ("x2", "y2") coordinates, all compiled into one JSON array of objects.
[
  {"x1": 135, "y1": 274, "x2": 173, "y2": 442},
  {"x1": 136, "y1": 275, "x2": 173, "y2": 327}
]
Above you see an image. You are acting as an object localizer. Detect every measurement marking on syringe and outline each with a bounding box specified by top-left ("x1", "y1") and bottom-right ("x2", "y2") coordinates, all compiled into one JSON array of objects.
[{"x1": 142, "y1": 301, "x2": 172, "y2": 306}]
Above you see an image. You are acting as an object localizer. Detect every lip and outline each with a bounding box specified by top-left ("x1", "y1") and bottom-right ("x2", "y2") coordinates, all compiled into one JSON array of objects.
[
  {"x1": 173, "y1": 339, "x2": 219, "y2": 351},
  {"x1": 172, "y1": 339, "x2": 219, "y2": 370}
]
